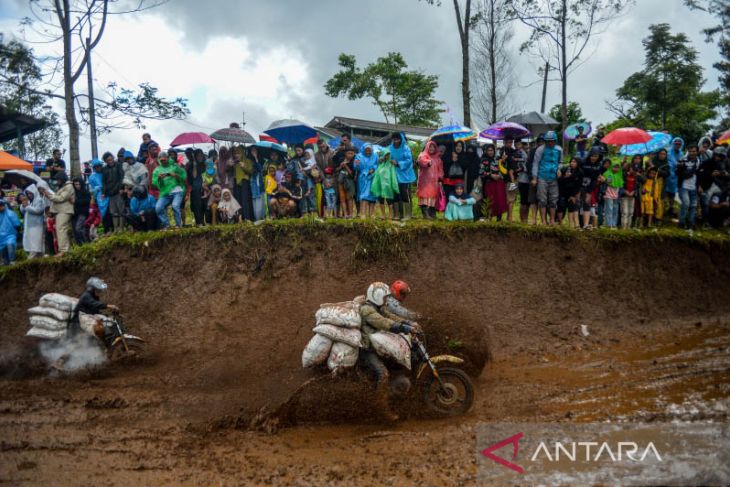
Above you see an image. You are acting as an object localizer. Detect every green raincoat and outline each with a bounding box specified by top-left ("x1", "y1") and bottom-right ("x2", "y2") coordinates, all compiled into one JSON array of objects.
[{"x1": 370, "y1": 149, "x2": 400, "y2": 200}]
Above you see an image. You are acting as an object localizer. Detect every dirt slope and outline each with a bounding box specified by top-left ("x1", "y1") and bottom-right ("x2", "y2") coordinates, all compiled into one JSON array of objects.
[{"x1": 1, "y1": 223, "x2": 729, "y2": 485}]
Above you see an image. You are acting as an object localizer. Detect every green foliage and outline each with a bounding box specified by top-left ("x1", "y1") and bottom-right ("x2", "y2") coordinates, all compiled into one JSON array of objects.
[
  {"x1": 548, "y1": 101, "x2": 586, "y2": 135},
  {"x1": 609, "y1": 24, "x2": 719, "y2": 142},
  {"x1": 324, "y1": 52, "x2": 442, "y2": 126},
  {"x1": 0, "y1": 35, "x2": 63, "y2": 160}
]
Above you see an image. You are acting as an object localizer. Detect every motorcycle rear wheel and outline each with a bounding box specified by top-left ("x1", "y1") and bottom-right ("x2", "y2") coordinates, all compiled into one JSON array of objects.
[
  {"x1": 109, "y1": 338, "x2": 145, "y2": 361},
  {"x1": 421, "y1": 367, "x2": 474, "y2": 417}
]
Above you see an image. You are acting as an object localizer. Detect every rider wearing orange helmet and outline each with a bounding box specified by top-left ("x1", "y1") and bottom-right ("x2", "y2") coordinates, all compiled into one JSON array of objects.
[{"x1": 384, "y1": 280, "x2": 421, "y2": 324}]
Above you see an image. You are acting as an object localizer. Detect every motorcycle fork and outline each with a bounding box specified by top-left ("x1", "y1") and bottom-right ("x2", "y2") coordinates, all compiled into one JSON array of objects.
[{"x1": 419, "y1": 343, "x2": 448, "y2": 391}]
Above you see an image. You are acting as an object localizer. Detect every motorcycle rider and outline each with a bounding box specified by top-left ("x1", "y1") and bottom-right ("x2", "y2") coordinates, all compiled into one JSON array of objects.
[
  {"x1": 359, "y1": 282, "x2": 416, "y2": 422},
  {"x1": 384, "y1": 279, "x2": 421, "y2": 323},
  {"x1": 68, "y1": 277, "x2": 119, "y2": 337}
]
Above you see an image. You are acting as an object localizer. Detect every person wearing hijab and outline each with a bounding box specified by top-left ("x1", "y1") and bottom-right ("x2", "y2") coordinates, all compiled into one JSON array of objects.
[
  {"x1": 371, "y1": 148, "x2": 400, "y2": 219},
  {"x1": 39, "y1": 171, "x2": 74, "y2": 255},
  {"x1": 72, "y1": 176, "x2": 91, "y2": 243},
  {"x1": 0, "y1": 198, "x2": 20, "y2": 265},
  {"x1": 480, "y1": 144, "x2": 509, "y2": 220},
  {"x1": 201, "y1": 154, "x2": 219, "y2": 225},
  {"x1": 388, "y1": 132, "x2": 415, "y2": 220},
  {"x1": 207, "y1": 184, "x2": 223, "y2": 225},
  {"x1": 19, "y1": 183, "x2": 46, "y2": 258},
  {"x1": 218, "y1": 188, "x2": 242, "y2": 223},
  {"x1": 186, "y1": 148, "x2": 208, "y2": 226},
  {"x1": 354, "y1": 143, "x2": 379, "y2": 218},
  {"x1": 416, "y1": 140, "x2": 444, "y2": 219},
  {"x1": 443, "y1": 140, "x2": 467, "y2": 197},
  {"x1": 217, "y1": 146, "x2": 234, "y2": 190},
  {"x1": 248, "y1": 146, "x2": 266, "y2": 221},
  {"x1": 444, "y1": 184, "x2": 476, "y2": 221},
  {"x1": 299, "y1": 147, "x2": 318, "y2": 217},
  {"x1": 602, "y1": 160, "x2": 624, "y2": 228},
  {"x1": 232, "y1": 145, "x2": 255, "y2": 221}
]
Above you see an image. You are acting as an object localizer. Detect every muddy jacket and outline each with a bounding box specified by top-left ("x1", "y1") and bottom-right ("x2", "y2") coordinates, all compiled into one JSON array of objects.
[
  {"x1": 383, "y1": 296, "x2": 420, "y2": 322},
  {"x1": 360, "y1": 303, "x2": 401, "y2": 349}
]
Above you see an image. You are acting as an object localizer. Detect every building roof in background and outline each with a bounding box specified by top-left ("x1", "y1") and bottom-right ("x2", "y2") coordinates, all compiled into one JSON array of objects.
[
  {"x1": 324, "y1": 116, "x2": 435, "y2": 142},
  {"x1": 0, "y1": 108, "x2": 49, "y2": 144}
]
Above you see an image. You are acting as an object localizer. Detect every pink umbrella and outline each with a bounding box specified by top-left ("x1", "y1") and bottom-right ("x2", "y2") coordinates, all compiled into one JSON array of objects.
[{"x1": 170, "y1": 132, "x2": 215, "y2": 147}]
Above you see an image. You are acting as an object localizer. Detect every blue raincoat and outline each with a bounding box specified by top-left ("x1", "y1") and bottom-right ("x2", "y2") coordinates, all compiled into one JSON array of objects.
[
  {"x1": 355, "y1": 144, "x2": 378, "y2": 202},
  {"x1": 88, "y1": 159, "x2": 109, "y2": 218},
  {"x1": 0, "y1": 203, "x2": 20, "y2": 246},
  {"x1": 665, "y1": 137, "x2": 685, "y2": 194},
  {"x1": 388, "y1": 133, "x2": 415, "y2": 184}
]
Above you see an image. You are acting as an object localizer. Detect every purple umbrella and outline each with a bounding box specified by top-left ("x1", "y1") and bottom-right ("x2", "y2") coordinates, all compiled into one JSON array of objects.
[{"x1": 479, "y1": 122, "x2": 531, "y2": 140}]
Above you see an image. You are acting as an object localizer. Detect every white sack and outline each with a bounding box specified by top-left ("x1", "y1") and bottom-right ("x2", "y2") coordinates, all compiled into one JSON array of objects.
[
  {"x1": 302, "y1": 333, "x2": 333, "y2": 368},
  {"x1": 39, "y1": 293, "x2": 78, "y2": 312},
  {"x1": 370, "y1": 332, "x2": 412, "y2": 370},
  {"x1": 26, "y1": 327, "x2": 66, "y2": 340},
  {"x1": 315, "y1": 301, "x2": 362, "y2": 329},
  {"x1": 29, "y1": 315, "x2": 66, "y2": 331},
  {"x1": 79, "y1": 313, "x2": 105, "y2": 335},
  {"x1": 28, "y1": 306, "x2": 70, "y2": 322},
  {"x1": 327, "y1": 341, "x2": 359, "y2": 372},
  {"x1": 312, "y1": 324, "x2": 362, "y2": 348}
]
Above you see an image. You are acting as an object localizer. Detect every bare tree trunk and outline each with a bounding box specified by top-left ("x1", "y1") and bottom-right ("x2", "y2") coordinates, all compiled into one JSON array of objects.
[
  {"x1": 488, "y1": 0, "x2": 497, "y2": 124},
  {"x1": 86, "y1": 36, "x2": 98, "y2": 159},
  {"x1": 57, "y1": 0, "x2": 81, "y2": 177},
  {"x1": 560, "y1": 0, "x2": 568, "y2": 149},
  {"x1": 454, "y1": 0, "x2": 472, "y2": 127},
  {"x1": 540, "y1": 62, "x2": 549, "y2": 113}
]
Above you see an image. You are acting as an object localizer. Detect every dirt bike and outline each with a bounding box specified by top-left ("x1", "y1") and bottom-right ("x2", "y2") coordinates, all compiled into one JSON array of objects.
[
  {"x1": 405, "y1": 330, "x2": 474, "y2": 417},
  {"x1": 93, "y1": 310, "x2": 146, "y2": 360}
]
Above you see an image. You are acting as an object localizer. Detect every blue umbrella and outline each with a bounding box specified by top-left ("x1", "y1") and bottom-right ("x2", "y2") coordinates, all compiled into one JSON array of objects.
[
  {"x1": 253, "y1": 140, "x2": 287, "y2": 160},
  {"x1": 619, "y1": 131, "x2": 673, "y2": 156},
  {"x1": 564, "y1": 122, "x2": 592, "y2": 141},
  {"x1": 430, "y1": 124, "x2": 477, "y2": 143},
  {"x1": 263, "y1": 119, "x2": 317, "y2": 145},
  {"x1": 328, "y1": 136, "x2": 365, "y2": 151}
]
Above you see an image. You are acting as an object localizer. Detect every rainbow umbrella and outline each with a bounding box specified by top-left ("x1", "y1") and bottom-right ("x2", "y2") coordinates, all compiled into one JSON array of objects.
[
  {"x1": 619, "y1": 131, "x2": 673, "y2": 156},
  {"x1": 479, "y1": 121, "x2": 531, "y2": 140},
  {"x1": 563, "y1": 122, "x2": 592, "y2": 141},
  {"x1": 717, "y1": 130, "x2": 730, "y2": 145},
  {"x1": 430, "y1": 124, "x2": 477, "y2": 143}
]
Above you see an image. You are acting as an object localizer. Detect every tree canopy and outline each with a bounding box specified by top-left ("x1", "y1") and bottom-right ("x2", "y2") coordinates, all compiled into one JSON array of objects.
[
  {"x1": 608, "y1": 23, "x2": 718, "y2": 143},
  {"x1": 324, "y1": 52, "x2": 442, "y2": 127},
  {"x1": 548, "y1": 101, "x2": 586, "y2": 135}
]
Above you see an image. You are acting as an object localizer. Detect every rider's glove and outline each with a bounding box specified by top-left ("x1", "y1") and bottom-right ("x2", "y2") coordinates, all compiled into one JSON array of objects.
[{"x1": 390, "y1": 322, "x2": 412, "y2": 334}]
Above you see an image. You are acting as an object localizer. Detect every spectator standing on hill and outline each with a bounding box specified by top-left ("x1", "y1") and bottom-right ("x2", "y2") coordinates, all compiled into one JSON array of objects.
[
  {"x1": 531, "y1": 131, "x2": 563, "y2": 225},
  {"x1": 677, "y1": 144, "x2": 701, "y2": 230},
  {"x1": 40, "y1": 172, "x2": 74, "y2": 255},
  {"x1": 72, "y1": 176, "x2": 91, "y2": 243},
  {"x1": 101, "y1": 151, "x2": 126, "y2": 232},
  {"x1": 153, "y1": 151, "x2": 187, "y2": 230},
  {"x1": 389, "y1": 132, "x2": 415, "y2": 221},
  {"x1": 0, "y1": 198, "x2": 20, "y2": 265}
]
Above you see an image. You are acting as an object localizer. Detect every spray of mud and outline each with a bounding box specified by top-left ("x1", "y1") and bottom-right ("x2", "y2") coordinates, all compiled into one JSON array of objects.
[{"x1": 38, "y1": 335, "x2": 107, "y2": 372}]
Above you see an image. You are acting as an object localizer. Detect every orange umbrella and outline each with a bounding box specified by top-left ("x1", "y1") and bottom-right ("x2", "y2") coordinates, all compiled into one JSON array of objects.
[
  {"x1": 0, "y1": 151, "x2": 33, "y2": 170},
  {"x1": 718, "y1": 130, "x2": 730, "y2": 145}
]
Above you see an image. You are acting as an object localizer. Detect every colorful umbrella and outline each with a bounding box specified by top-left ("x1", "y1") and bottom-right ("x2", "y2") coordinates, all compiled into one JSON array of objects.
[
  {"x1": 0, "y1": 151, "x2": 33, "y2": 170},
  {"x1": 210, "y1": 127, "x2": 256, "y2": 144},
  {"x1": 619, "y1": 131, "x2": 673, "y2": 156},
  {"x1": 429, "y1": 124, "x2": 477, "y2": 143},
  {"x1": 170, "y1": 132, "x2": 215, "y2": 147},
  {"x1": 717, "y1": 130, "x2": 730, "y2": 145},
  {"x1": 253, "y1": 140, "x2": 287, "y2": 160},
  {"x1": 480, "y1": 122, "x2": 531, "y2": 140},
  {"x1": 264, "y1": 119, "x2": 317, "y2": 144},
  {"x1": 601, "y1": 127, "x2": 652, "y2": 146},
  {"x1": 563, "y1": 122, "x2": 592, "y2": 141},
  {"x1": 328, "y1": 136, "x2": 365, "y2": 151}
]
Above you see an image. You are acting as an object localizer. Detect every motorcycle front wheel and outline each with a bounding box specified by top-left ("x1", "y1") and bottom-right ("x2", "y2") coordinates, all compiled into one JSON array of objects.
[
  {"x1": 108, "y1": 338, "x2": 145, "y2": 361},
  {"x1": 421, "y1": 367, "x2": 474, "y2": 417}
]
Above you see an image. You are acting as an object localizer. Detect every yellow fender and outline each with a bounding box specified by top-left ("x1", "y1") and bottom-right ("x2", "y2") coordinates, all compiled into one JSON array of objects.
[{"x1": 416, "y1": 355, "x2": 464, "y2": 380}]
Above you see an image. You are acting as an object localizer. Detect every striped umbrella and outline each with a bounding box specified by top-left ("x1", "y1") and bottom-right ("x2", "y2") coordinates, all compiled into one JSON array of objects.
[{"x1": 430, "y1": 124, "x2": 477, "y2": 143}]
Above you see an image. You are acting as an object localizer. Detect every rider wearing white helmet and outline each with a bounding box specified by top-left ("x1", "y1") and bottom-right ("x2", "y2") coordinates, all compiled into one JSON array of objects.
[
  {"x1": 68, "y1": 277, "x2": 118, "y2": 337},
  {"x1": 359, "y1": 282, "x2": 415, "y2": 422}
]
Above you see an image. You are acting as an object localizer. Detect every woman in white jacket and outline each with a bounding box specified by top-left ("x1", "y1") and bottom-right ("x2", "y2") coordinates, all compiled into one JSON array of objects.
[{"x1": 19, "y1": 183, "x2": 47, "y2": 258}]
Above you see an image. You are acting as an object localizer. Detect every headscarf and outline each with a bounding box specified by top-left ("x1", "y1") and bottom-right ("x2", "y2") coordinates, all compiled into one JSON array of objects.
[
  {"x1": 303, "y1": 148, "x2": 317, "y2": 171},
  {"x1": 418, "y1": 140, "x2": 442, "y2": 166},
  {"x1": 208, "y1": 184, "x2": 222, "y2": 206},
  {"x1": 603, "y1": 162, "x2": 624, "y2": 188},
  {"x1": 219, "y1": 188, "x2": 241, "y2": 214}
]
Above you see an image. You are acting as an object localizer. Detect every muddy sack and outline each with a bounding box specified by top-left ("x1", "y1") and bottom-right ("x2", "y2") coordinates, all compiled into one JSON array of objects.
[
  {"x1": 39, "y1": 293, "x2": 78, "y2": 312},
  {"x1": 302, "y1": 334, "x2": 333, "y2": 368},
  {"x1": 370, "y1": 332, "x2": 412, "y2": 370},
  {"x1": 312, "y1": 324, "x2": 362, "y2": 348},
  {"x1": 29, "y1": 315, "x2": 67, "y2": 332},
  {"x1": 28, "y1": 306, "x2": 70, "y2": 322},
  {"x1": 327, "y1": 342, "x2": 359, "y2": 372},
  {"x1": 315, "y1": 301, "x2": 362, "y2": 329},
  {"x1": 26, "y1": 327, "x2": 66, "y2": 340}
]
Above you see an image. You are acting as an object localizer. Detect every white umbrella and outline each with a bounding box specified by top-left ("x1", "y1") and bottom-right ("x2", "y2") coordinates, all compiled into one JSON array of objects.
[{"x1": 6, "y1": 169, "x2": 42, "y2": 184}]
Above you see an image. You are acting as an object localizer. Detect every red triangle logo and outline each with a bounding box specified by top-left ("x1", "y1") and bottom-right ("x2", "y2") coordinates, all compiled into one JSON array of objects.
[{"x1": 480, "y1": 432, "x2": 525, "y2": 474}]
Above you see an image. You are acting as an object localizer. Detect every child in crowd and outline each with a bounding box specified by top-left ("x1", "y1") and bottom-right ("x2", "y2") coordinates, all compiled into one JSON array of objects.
[
  {"x1": 557, "y1": 157, "x2": 583, "y2": 228},
  {"x1": 264, "y1": 165, "x2": 278, "y2": 217},
  {"x1": 602, "y1": 161, "x2": 624, "y2": 228},
  {"x1": 45, "y1": 207, "x2": 57, "y2": 255},
  {"x1": 621, "y1": 159, "x2": 639, "y2": 229},
  {"x1": 127, "y1": 185, "x2": 158, "y2": 232},
  {"x1": 642, "y1": 166, "x2": 659, "y2": 227},
  {"x1": 207, "y1": 184, "x2": 222, "y2": 225},
  {"x1": 218, "y1": 188, "x2": 242, "y2": 223},
  {"x1": 85, "y1": 197, "x2": 101, "y2": 241},
  {"x1": 323, "y1": 166, "x2": 337, "y2": 219},
  {"x1": 445, "y1": 184, "x2": 476, "y2": 221},
  {"x1": 371, "y1": 149, "x2": 399, "y2": 220}
]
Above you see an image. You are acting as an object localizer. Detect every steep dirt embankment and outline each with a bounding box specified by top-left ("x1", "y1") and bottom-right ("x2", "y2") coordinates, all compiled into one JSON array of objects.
[{"x1": 1, "y1": 223, "x2": 729, "y2": 425}]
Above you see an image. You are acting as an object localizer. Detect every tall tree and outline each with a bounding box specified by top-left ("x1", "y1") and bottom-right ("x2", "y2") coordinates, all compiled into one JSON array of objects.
[
  {"x1": 14, "y1": 0, "x2": 188, "y2": 174},
  {"x1": 0, "y1": 36, "x2": 63, "y2": 161},
  {"x1": 684, "y1": 0, "x2": 730, "y2": 127},
  {"x1": 471, "y1": 0, "x2": 516, "y2": 125},
  {"x1": 420, "y1": 0, "x2": 475, "y2": 127},
  {"x1": 607, "y1": 23, "x2": 718, "y2": 143},
  {"x1": 324, "y1": 52, "x2": 442, "y2": 127},
  {"x1": 507, "y1": 0, "x2": 633, "y2": 145}
]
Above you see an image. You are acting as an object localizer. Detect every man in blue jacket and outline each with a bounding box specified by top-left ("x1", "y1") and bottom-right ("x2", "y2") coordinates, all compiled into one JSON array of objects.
[
  {"x1": 388, "y1": 132, "x2": 415, "y2": 220},
  {"x1": 531, "y1": 131, "x2": 563, "y2": 225},
  {"x1": 0, "y1": 198, "x2": 20, "y2": 265}
]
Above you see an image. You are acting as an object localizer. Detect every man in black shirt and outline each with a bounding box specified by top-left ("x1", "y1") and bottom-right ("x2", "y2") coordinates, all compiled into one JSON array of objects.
[{"x1": 68, "y1": 277, "x2": 118, "y2": 337}]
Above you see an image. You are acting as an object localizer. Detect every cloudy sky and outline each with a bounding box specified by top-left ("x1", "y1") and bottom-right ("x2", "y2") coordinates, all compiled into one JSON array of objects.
[{"x1": 0, "y1": 0, "x2": 722, "y2": 160}]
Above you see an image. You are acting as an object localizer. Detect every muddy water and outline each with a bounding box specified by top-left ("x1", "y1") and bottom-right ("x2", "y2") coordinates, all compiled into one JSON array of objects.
[{"x1": 1, "y1": 319, "x2": 728, "y2": 486}]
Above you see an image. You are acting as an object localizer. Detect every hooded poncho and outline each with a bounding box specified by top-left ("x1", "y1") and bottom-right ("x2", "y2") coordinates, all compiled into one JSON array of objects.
[
  {"x1": 416, "y1": 140, "x2": 444, "y2": 204},
  {"x1": 355, "y1": 144, "x2": 379, "y2": 202},
  {"x1": 371, "y1": 148, "x2": 400, "y2": 200},
  {"x1": 388, "y1": 133, "x2": 415, "y2": 184}
]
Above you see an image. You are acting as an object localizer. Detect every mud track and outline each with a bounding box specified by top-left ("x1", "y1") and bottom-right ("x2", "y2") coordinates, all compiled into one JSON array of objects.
[{"x1": 1, "y1": 224, "x2": 729, "y2": 485}]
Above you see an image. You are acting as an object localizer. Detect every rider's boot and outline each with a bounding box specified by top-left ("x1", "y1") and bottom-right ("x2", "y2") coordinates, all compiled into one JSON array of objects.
[{"x1": 376, "y1": 385, "x2": 399, "y2": 422}]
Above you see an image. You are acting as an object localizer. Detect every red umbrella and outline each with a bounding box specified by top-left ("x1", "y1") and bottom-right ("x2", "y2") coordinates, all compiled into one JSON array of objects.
[
  {"x1": 601, "y1": 127, "x2": 652, "y2": 146},
  {"x1": 170, "y1": 132, "x2": 215, "y2": 147},
  {"x1": 259, "y1": 133, "x2": 279, "y2": 143}
]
